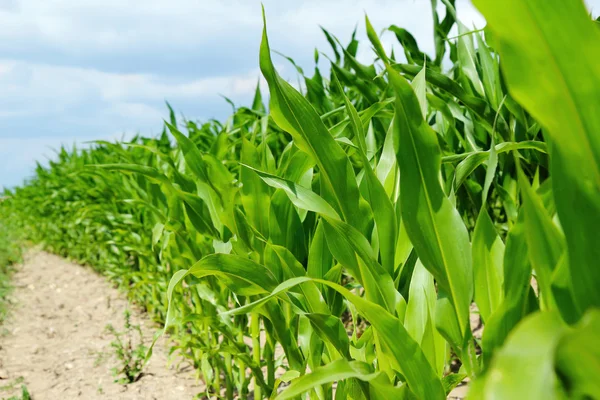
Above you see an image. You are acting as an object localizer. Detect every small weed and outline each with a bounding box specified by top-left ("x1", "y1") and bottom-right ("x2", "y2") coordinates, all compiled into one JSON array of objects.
[
  {"x1": 89, "y1": 348, "x2": 109, "y2": 368},
  {"x1": 0, "y1": 376, "x2": 24, "y2": 392},
  {"x1": 0, "y1": 377, "x2": 30, "y2": 400},
  {"x1": 105, "y1": 309, "x2": 147, "y2": 384},
  {"x1": 12, "y1": 385, "x2": 30, "y2": 400}
]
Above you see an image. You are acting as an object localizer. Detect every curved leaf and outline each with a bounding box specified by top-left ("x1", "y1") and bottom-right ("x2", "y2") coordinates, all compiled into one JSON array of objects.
[
  {"x1": 473, "y1": 0, "x2": 600, "y2": 312},
  {"x1": 387, "y1": 66, "x2": 473, "y2": 340}
]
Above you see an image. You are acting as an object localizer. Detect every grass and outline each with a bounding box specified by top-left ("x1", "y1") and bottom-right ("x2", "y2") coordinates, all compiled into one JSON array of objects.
[
  {"x1": 0, "y1": 0, "x2": 599, "y2": 399},
  {"x1": 0, "y1": 203, "x2": 22, "y2": 324}
]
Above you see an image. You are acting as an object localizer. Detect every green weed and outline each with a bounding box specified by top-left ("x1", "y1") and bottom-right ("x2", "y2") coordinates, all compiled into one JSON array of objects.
[{"x1": 105, "y1": 310, "x2": 147, "y2": 384}]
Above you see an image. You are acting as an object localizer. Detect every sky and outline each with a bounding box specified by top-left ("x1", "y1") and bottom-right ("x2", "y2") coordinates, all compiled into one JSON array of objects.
[{"x1": 0, "y1": 0, "x2": 598, "y2": 190}]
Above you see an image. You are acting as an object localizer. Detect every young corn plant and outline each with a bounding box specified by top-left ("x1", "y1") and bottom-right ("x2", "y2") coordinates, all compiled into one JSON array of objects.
[{"x1": 1, "y1": 0, "x2": 598, "y2": 399}]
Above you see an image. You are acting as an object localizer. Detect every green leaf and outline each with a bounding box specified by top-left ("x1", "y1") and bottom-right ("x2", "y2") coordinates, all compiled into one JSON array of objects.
[
  {"x1": 365, "y1": 15, "x2": 389, "y2": 63},
  {"x1": 475, "y1": 32, "x2": 501, "y2": 110},
  {"x1": 456, "y1": 21, "x2": 485, "y2": 97},
  {"x1": 307, "y1": 221, "x2": 332, "y2": 280},
  {"x1": 555, "y1": 310, "x2": 600, "y2": 399},
  {"x1": 275, "y1": 360, "x2": 377, "y2": 400},
  {"x1": 431, "y1": 0, "x2": 456, "y2": 65},
  {"x1": 304, "y1": 313, "x2": 351, "y2": 360},
  {"x1": 387, "y1": 65, "x2": 473, "y2": 342},
  {"x1": 332, "y1": 73, "x2": 397, "y2": 275},
  {"x1": 163, "y1": 254, "x2": 279, "y2": 332},
  {"x1": 240, "y1": 138, "x2": 271, "y2": 236},
  {"x1": 404, "y1": 260, "x2": 446, "y2": 375},
  {"x1": 447, "y1": 141, "x2": 547, "y2": 190},
  {"x1": 472, "y1": 209, "x2": 504, "y2": 323},
  {"x1": 394, "y1": 64, "x2": 501, "y2": 135},
  {"x1": 322, "y1": 217, "x2": 398, "y2": 314},
  {"x1": 518, "y1": 168, "x2": 564, "y2": 310},
  {"x1": 411, "y1": 64, "x2": 428, "y2": 119},
  {"x1": 260, "y1": 11, "x2": 363, "y2": 231},
  {"x1": 473, "y1": 0, "x2": 600, "y2": 312},
  {"x1": 442, "y1": 141, "x2": 547, "y2": 164},
  {"x1": 550, "y1": 255, "x2": 581, "y2": 324},
  {"x1": 481, "y1": 211, "x2": 534, "y2": 365},
  {"x1": 90, "y1": 163, "x2": 219, "y2": 238},
  {"x1": 252, "y1": 79, "x2": 266, "y2": 113},
  {"x1": 388, "y1": 25, "x2": 431, "y2": 66},
  {"x1": 230, "y1": 276, "x2": 445, "y2": 400},
  {"x1": 442, "y1": 373, "x2": 467, "y2": 396},
  {"x1": 268, "y1": 190, "x2": 306, "y2": 262},
  {"x1": 316, "y1": 278, "x2": 445, "y2": 399},
  {"x1": 472, "y1": 312, "x2": 567, "y2": 400},
  {"x1": 242, "y1": 164, "x2": 339, "y2": 220}
]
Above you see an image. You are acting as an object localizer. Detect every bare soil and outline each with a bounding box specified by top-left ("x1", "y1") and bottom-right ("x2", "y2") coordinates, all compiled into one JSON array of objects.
[{"x1": 0, "y1": 250, "x2": 204, "y2": 400}]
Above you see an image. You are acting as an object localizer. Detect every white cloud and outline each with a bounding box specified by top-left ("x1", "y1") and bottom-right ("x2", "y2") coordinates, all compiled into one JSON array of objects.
[
  {"x1": 96, "y1": 68, "x2": 264, "y2": 102},
  {"x1": 0, "y1": 59, "x2": 267, "y2": 118},
  {"x1": 0, "y1": 0, "x2": 484, "y2": 61},
  {"x1": 1, "y1": 0, "x2": 598, "y2": 69},
  {"x1": 2, "y1": 0, "x2": 600, "y2": 191},
  {"x1": 0, "y1": 57, "x2": 270, "y2": 189},
  {"x1": 110, "y1": 102, "x2": 164, "y2": 121}
]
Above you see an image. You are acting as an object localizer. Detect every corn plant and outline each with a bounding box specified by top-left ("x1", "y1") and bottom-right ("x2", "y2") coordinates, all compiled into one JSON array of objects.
[{"x1": 1, "y1": 0, "x2": 599, "y2": 399}]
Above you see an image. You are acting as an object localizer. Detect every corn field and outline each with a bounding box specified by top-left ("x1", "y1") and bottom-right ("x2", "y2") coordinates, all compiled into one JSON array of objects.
[{"x1": 1, "y1": 0, "x2": 599, "y2": 398}]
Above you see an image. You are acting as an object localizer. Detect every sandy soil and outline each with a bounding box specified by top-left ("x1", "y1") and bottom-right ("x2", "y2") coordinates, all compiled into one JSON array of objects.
[{"x1": 0, "y1": 250, "x2": 204, "y2": 400}]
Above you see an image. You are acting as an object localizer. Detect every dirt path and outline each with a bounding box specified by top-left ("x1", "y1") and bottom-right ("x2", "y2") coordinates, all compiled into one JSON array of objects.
[{"x1": 0, "y1": 250, "x2": 204, "y2": 400}]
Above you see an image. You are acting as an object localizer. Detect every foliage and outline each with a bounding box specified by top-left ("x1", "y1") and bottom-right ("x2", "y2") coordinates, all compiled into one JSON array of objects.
[
  {"x1": 0, "y1": 198, "x2": 22, "y2": 323},
  {"x1": 8, "y1": 385, "x2": 31, "y2": 400},
  {"x1": 0, "y1": 377, "x2": 31, "y2": 400},
  {"x1": 1, "y1": 0, "x2": 599, "y2": 398}
]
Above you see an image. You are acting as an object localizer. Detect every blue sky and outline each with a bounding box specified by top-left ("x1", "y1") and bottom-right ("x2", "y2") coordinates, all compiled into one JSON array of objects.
[{"x1": 0, "y1": 0, "x2": 598, "y2": 190}]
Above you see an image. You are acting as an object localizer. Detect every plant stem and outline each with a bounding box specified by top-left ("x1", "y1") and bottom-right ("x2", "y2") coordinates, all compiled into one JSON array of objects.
[{"x1": 251, "y1": 312, "x2": 261, "y2": 400}]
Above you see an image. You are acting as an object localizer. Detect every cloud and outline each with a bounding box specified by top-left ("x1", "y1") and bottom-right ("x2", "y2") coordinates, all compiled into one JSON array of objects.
[
  {"x1": 0, "y1": 55, "x2": 272, "y2": 189},
  {"x1": 2, "y1": 0, "x2": 599, "y2": 191},
  {"x1": 0, "y1": 0, "x2": 486, "y2": 78},
  {"x1": 0, "y1": 59, "x2": 267, "y2": 121}
]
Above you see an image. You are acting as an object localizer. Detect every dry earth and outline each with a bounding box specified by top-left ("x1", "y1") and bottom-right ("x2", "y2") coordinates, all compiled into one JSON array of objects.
[{"x1": 0, "y1": 250, "x2": 204, "y2": 400}]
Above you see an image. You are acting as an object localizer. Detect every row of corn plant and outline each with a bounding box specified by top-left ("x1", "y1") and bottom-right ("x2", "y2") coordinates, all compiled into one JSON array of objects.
[{"x1": 1, "y1": 0, "x2": 599, "y2": 398}]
